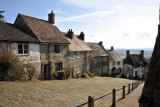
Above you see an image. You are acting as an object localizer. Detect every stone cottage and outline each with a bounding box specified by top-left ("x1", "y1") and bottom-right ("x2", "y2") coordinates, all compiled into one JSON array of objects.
[
  {"x1": 0, "y1": 21, "x2": 41, "y2": 80},
  {"x1": 87, "y1": 41, "x2": 109, "y2": 76},
  {"x1": 139, "y1": 6, "x2": 160, "y2": 107},
  {"x1": 123, "y1": 50, "x2": 149, "y2": 79},
  {"x1": 106, "y1": 47, "x2": 123, "y2": 77},
  {"x1": 63, "y1": 30, "x2": 92, "y2": 78},
  {"x1": 14, "y1": 11, "x2": 70, "y2": 79}
]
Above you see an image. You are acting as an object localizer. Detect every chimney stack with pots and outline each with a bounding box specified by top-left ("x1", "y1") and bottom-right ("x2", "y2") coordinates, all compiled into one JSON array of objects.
[
  {"x1": 67, "y1": 29, "x2": 74, "y2": 39},
  {"x1": 78, "y1": 32, "x2": 85, "y2": 41},
  {"x1": 111, "y1": 46, "x2": 114, "y2": 51},
  {"x1": 99, "y1": 41, "x2": 103, "y2": 45},
  {"x1": 126, "y1": 50, "x2": 130, "y2": 57},
  {"x1": 141, "y1": 50, "x2": 144, "y2": 58},
  {"x1": 48, "y1": 10, "x2": 55, "y2": 24}
]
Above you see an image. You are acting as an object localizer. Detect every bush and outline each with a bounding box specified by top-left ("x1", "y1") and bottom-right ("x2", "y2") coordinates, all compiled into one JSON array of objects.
[
  {"x1": 81, "y1": 73, "x2": 90, "y2": 78},
  {"x1": 0, "y1": 50, "x2": 24, "y2": 81},
  {"x1": 57, "y1": 70, "x2": 65, "y2": 80},
  {"x1": 64, "y1": 65, "x2": 71, "y2": 79},
  {"x1": 86, "y1": 70, "x2": 95, "y2": 77},
  {"x1": 25, "y1": 63, "x2": 37, "y2": 80}
]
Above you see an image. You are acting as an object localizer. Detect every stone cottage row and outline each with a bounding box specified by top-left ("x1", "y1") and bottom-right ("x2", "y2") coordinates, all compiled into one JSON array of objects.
[{"x1": 0, "y1": 11, "x2": 149, "y2": 80}]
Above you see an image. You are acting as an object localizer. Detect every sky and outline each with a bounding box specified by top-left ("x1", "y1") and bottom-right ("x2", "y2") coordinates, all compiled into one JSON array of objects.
[{"x1": 0, "y1": 0, "x2": 159, "y2": 49}]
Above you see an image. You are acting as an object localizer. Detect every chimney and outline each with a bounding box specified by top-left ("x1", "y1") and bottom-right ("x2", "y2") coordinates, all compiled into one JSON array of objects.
[
  {"x1": 48, "y1": 10, "x2": 55, "y2": 24},
  {"x1": 99, "y1": 41, "x2": 103, "y2": 45},
  {"x1": 79, "y1": 32, "x2": 85, "y2": 41},
  {"x1": 67, "y1": 29, "x2": 74, "y2": 39},
  {"x1": 126, "y1": 50, "x2": 130, "y2": 57},
  {"x1": 141, "y1": 50, "x2": 144, "y2": 58},
  {"x1": 111, "y1": 46, "x2": 114, "y2": 51}
]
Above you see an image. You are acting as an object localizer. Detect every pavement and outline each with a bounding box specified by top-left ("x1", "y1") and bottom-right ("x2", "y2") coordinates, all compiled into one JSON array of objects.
[{"x1": 116, "y1": 84, "x2": 144, "y2": 107}]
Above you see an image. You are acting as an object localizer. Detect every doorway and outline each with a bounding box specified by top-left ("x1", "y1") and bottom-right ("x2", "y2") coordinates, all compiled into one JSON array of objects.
[{"x1": 44, "y1": 64, "x2": 50, "y2": 80}]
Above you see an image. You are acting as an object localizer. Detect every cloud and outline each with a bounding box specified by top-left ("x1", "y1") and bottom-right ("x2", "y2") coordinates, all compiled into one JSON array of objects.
[
  {"x1": 138, "y1": 33, "x2": 150, "y2": 37},
  {"x1": 56, "y1": 11, "x2": 114, "y2": 22},
  {"x1": 57, "y1": 0, "x2": 159, "y2": 48}
]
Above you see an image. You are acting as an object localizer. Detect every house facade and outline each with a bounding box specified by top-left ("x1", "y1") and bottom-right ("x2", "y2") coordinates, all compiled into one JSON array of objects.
[
  {"x1": 14, "y1": 11, "x2": 70, "y2": 80},
  {"x1": 64, "y1": 30, "x2": 92, "y2": 78},
  {"x1": 0, "y1": 21, "x2": 41, "y2": 80},
  {"x1": 87, "y1": 41, "x2": 109, "y2": 76},
  {"x1": 106, "y1": 47, "x2": 123, "y2": 77},
  {"x1": 123, "y1": 50, "x2": 149, "y2": 79}
]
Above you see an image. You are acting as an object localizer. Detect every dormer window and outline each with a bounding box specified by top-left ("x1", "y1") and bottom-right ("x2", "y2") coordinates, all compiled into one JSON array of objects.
[
  {"x1": 70, "y1": 53, "x2": 74, "y2": 59},
  {"x1": 77, "y1": 52, "x2": 80, "y2": 58},
  {"x1": 54, "y1": 45, "x2": 60, "y2": 53},
  {"x1": 18, "y1": 43, "x2": 29, "y2": 55}
]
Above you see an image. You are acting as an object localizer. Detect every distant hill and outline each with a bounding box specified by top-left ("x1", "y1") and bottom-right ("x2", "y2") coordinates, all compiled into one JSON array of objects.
[{"x1": 107, "y1": 48, "x2": 153, "y2": 59}]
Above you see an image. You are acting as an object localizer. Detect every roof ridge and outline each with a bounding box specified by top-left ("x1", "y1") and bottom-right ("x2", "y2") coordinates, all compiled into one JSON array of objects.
[{"x1": 19, "y1": 13, "x2": 49, "y2": 23}]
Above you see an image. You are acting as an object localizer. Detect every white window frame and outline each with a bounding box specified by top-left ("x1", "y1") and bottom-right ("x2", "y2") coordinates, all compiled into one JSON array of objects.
[
  {"x1": 77, "y1": 52, "x2": 80, "y2": 58},
  {"x1": 70, "y1": 52, "x2": 74, "y2": 59},
  {"x1": 18, "y1": 43, "x2": 29, "y2": 55}
]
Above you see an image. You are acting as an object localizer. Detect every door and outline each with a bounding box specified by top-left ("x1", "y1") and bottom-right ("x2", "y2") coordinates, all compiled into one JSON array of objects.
[
  {"x1": 135, "y1": 71, "x2": 138, "y2": 78},
  {"x1": 44, "y1": 64, "x2": 50, "y2": 80}
]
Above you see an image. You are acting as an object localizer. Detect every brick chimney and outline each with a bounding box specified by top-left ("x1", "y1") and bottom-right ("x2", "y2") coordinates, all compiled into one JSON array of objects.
[
  {"x1": 111, "y1": 46, "x2": 114, "y2": 51},
  {"x1": 79, "y1": 32, "x2": 85, "y2": 41},
  {"x1": 99, "y1": 41, "x2": 103, "y2": 45},
  {"x1": 141, "y1": 50, "x2": 144, "y2": 58},
  {"x1": 48, "y1": 10, "x2": 55, "y2": 24},
  {"x1": 67, "y1": 29, "x2": 74, "y2": 39},
  {"x1": 126, "y1": 50, "x2": 130, "y2": 57}
]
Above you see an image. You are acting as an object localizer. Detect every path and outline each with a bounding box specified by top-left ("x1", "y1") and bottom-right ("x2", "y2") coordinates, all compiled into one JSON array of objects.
[{"x1": 116, "y1": 84, "x2": 144, "y2": 107}]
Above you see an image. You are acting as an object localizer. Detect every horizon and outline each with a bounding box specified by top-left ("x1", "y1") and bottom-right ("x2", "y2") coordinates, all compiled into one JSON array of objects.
[{"x1": 0, "y1": 0, "x2": 159, "y2": 49}]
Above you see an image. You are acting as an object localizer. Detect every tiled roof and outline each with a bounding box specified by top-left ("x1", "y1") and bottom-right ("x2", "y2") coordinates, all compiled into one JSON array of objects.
[
  {"x1": 123, "y1": 54, "x2": 148, "y2": 68},
  {"x1": 87, "y1": 42, "x2": 108, "y2": 57},
  {"x1": 0, "y1": 21, "x2": 40, "y2": 42},
  {"x1": 106, "y1": 50, "x2": 123, "y2": 61},
  {"x1": 15, "y1": 14, "x2": 69, "y2": 44},
  {"x1": 64, "y1": 33, "x2": 92, "y2": 51}
]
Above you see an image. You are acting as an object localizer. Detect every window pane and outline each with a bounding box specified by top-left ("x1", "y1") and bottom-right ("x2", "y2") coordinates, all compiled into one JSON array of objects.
[
  {"x1": 24, "y1": 50, "x2": 28, "y2": 54},
  {"x1": 18, "y1": 49, "x2": 23, "y2": 54},
  {"x1": 24, "y1": 44, "x2": 28, "y2": 50},
  {"x1": 18, "y1": 44, "x2": 22, "y2": 50}
]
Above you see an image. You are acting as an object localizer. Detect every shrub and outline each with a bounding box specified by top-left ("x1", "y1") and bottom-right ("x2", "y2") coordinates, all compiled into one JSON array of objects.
[
  {"x1": 0, "y1": 50, "x2": 24, "y2": 81},
  {"x1": 81, "y1": 73, "x2": 90, "y2": 78},
  {"x1": 25, "y1": 63, "x2": 37, "y2": 80},
  {"x1": 64, "y1": 65, "x2": 72, "y2": 79},
  {"x1": 86, "y1": 70, "x2": 95, "y2": 77},
  {"x1": 57, "y1": 70, "x2": 65, "y2": 80}
]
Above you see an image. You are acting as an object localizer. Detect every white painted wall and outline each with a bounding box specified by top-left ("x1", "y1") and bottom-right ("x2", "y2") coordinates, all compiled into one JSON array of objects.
[
  {"x1": 10, "y1": 43, "x2": 41, "y2": 78},
  {"x1": 133, "y1": 66, "x2": 143, "y2": 78},
  {"x1": 109, "y1": 61, "x2": 123, "y2": 76}
]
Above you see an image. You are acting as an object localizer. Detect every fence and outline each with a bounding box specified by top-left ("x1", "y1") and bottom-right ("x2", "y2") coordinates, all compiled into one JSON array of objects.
[{"x1": 75, "y1": 81, "x2": 143, "y2": 107}]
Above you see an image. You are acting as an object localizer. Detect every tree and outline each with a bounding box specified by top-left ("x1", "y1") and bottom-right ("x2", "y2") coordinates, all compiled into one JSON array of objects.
[{"x1": 0, "y1": 11, "x2": 5, "y2": 22}]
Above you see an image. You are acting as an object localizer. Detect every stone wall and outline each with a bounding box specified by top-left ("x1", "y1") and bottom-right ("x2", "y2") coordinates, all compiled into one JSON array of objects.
[{"x1": 40, "y1": 43, "x2": 69, "y2": 79}]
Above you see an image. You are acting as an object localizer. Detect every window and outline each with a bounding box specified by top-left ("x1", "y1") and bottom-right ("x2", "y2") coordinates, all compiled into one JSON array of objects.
[
  {"x1": 117, "y1": 61, "x2": 120, "y2": 65},
  {"x1": 70, "y1": 53, "x2": 74, "y2": 59},
  {"x1": 55, "y1": 62, "x2": 63, "y2": 71},
  {"x1": 77, "y1": 52, "x2": 80, "y2": 58},
  {"x1": 54, "y1": 45, "x2": 60, "y2": 53},
  {"x1": 113, "y1": 62, "x2": 115, "y2": 66},
  {"x1": 94, "y1": 58, "x2": 97, "y2": 63},
  {"x1": 18, "y1": 44, "x2": 29, "y2": 55}
]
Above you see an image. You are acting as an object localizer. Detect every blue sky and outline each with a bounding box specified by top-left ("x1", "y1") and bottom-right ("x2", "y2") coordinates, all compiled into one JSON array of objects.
[{"x1": 1, "y1": 0, "x2": 159, "y2": 49}]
